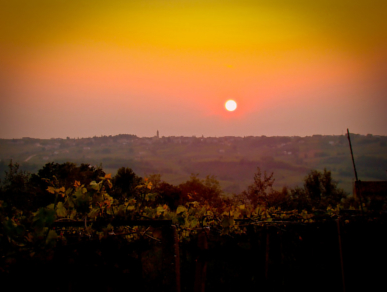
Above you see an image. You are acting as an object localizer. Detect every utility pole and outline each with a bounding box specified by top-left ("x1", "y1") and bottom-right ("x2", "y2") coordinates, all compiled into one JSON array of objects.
[
  {"x1": 347, "y1": 129, "x2": 358, "y2": 181},
  {"x1": 347, "y1": 129, "x2": 363, "y2": 213}
]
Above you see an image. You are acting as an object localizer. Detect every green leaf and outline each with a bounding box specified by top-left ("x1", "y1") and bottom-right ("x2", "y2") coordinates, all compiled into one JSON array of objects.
[
  {"x1": 221, "y1": 216, "x2": 234, "y2": 228},
  {"x1": 104, "y1": 193, "x2": 114, "y2": 203},
  {"x1": 106, "y1": 206, "x2": 118, "y2": 215},
  {"x1": 56, "y1": 202, "x2": 67, "y2": 217},
  {"x1": 88, "y1": 207, "x2": 100, "y2": 218},
  {"x1": 177, "y1": 215, "x2": 185, "y2": 226},
  {"x1": 69, "y1": 209, "x2": 77, "y2": 219},
  {"x1": 186, "y1": 201, "x2": 199, "y2": 208},
  {"x1": 65, "y1": 195, "x2": 75, "y2": 208},
  {"x1": 157, "y1": 206, "x2": 165, "y2": 215},
  {"x1": 145, "y1": 193, "x2": 157, "y2": 201},
  {"x1": 73, "y1": 187, "x2": 84, "y2": 199},
  {"x1": 33, "y1": 207, "x2": 56, "y2": 232},
  {"x1": 65, "y1": 187, "x2": 73, "y2": 196},
  {"x1": 189, "y1": 218, "x2": 199, "y2": 228},
  {"x1": 117, "y1": 205, "x2": 126, "y2": 216},
  {"x1": 90, "y1": 181, "x2": 100, "y2": 191},
  {"x1": 3, "y1": 219, "x2": 18, "y2": 236},
  {"x1": 255, "y1": 206, "x2": 263, "y2": 216},
  {"x1": 176, "y1": 205, "x2": 187, "y2": 215},
  {"x1": 74, "y1": 192, "x2": 91, "y2": 214},
  {"x1": 46, "y1": 230, "x2": 58, "y2": 244}
]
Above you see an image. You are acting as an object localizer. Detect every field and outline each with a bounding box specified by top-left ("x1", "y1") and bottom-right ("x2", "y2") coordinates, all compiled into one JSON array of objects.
[{"x1": 1, "y1": 133, "x2": 386, "y2": 194}]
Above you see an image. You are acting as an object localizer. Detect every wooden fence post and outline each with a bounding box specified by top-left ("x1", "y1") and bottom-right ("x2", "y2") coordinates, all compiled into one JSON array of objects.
[
  {"x1": 194, "y1": 229, "x2": 209, "y2": 292},
  {"x1": 265, "y1": 227, "x2": 270, "y2": 281},
  {"x1": 337, "y1": 219, "x2": 346, "y2": 292},
  {"x1": 173, "y1": 225, "x2": 181, "y2": 292}
]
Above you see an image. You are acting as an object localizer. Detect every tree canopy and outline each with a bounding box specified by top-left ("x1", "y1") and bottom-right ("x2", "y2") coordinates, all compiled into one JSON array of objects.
[{"x1": 0, "y1": 161, "x2": 351, "y2": 216}]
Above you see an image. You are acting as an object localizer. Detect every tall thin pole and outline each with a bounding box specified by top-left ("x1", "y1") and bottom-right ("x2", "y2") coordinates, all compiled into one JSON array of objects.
[
  {"x1": 347, "y1": 129, "x2": 363, "y2": 213},
  {"x1": 347, "y1": 129, "x2": 358, "y2": 181}
]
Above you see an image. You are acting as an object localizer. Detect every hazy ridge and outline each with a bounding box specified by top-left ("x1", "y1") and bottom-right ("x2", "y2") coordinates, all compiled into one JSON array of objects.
[{"x1": 1, "y1": 133, "x2": 386, "y2": 194}]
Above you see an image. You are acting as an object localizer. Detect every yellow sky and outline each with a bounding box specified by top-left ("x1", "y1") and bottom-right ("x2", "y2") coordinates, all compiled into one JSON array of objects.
[{"x1": 0, "y1": 0, "x2": 386, "y2": 138}]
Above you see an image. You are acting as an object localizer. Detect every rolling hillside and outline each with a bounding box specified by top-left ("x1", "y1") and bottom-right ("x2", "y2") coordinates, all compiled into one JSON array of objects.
[{"x1": 1, "y1": 133, "x2": 386, "y2": 194}]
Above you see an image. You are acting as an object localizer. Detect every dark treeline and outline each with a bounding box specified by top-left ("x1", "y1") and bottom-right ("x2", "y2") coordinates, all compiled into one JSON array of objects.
[{"x1": 0, "y1": 160, "x2": 357, "y2": 218}]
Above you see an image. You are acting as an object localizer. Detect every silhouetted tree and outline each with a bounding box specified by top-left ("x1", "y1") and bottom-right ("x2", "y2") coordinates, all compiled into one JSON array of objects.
[
  {"x1": 0, "y1": 161, "x2": 37, "y2": 214},
  {"x1": 266, "y1": 186, "x2": 293, "y2": 209},
  {"x1": 153, "y1": 182, "x2": 182, "y2": 210},
  {"x1": 178, "y1": 174, "x2": 223, "y2": 207},
  {"x1": 290, "y1": 169, "x2": 347, "y2": 210},
  {"x1": 237, "y1": 167, "x2": 275, "y2": 208},
  {"x1": 25, "y1": 162, "x2": 106, "y2": 208},
  {"x1": 30, "y1": 162, "x2": 105, "y2": 190},
  {"x1": 147, "y1": 173, "x2": 161, "y2": 189},
  {"x1": 111, "y1": 167, "x2": 142, "y2": 202}
]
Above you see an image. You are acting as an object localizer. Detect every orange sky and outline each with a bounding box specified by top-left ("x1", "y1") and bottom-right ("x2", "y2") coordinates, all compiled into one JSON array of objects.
[{"x1": 1, "y1": 0, "x2": 386, "y2": 138}]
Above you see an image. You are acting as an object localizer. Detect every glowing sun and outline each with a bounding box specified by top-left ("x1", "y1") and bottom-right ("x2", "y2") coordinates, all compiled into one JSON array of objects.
[{"x1": 225, "y1": 100, "x2": 237, "y2": 111}]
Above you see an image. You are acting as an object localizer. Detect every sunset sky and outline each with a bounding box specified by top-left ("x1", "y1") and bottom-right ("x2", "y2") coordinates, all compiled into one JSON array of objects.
[{"x1": 1, "y1": 0, "x2": 386, "y2": 139}]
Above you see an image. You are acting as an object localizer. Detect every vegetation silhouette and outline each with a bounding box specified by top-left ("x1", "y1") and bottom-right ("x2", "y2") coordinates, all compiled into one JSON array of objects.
[{"x1": 1, "y1": 161, "x2": 387, "y2": 292}]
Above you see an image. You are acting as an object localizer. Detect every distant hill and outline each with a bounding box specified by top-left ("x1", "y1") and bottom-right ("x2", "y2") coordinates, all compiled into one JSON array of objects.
[{"x1": 1, "y1": 134, "x2": 386, "y2": 194}]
